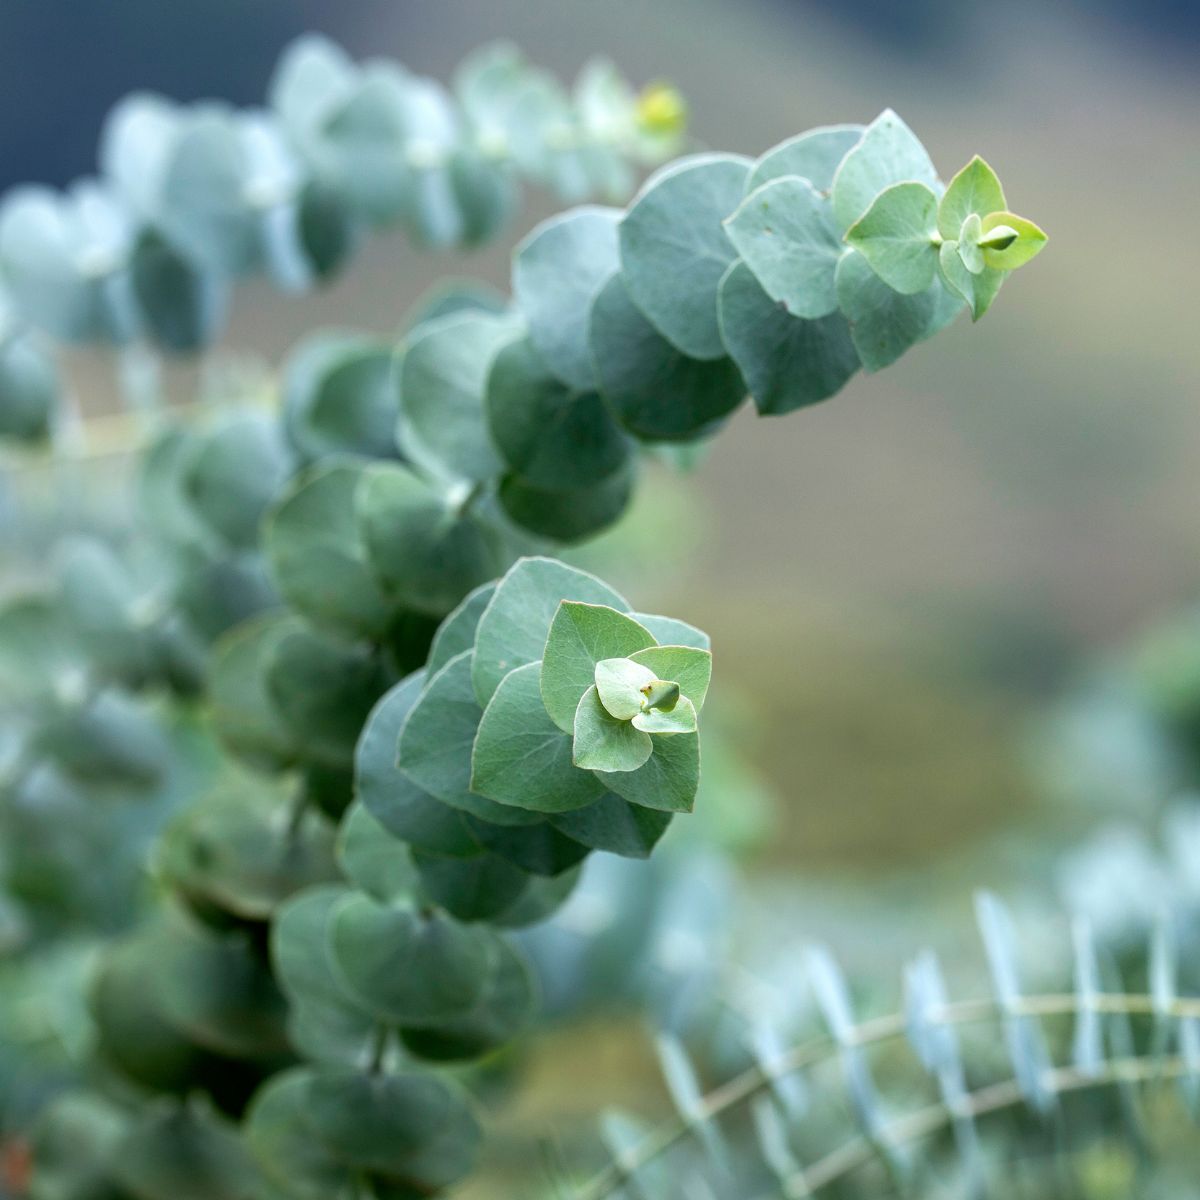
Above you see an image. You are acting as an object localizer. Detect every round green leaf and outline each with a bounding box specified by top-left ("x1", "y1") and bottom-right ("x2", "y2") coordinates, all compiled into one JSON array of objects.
[
  {"x1": 980, "y1": 210, "x2": 1048, "y2": 269},
  {"x1": 356, "y1": 673, "x2": 477, "y2": 856},
  {"x1": 497, "y1": 465, "x2": 635, "y2": 545},
  {"x1": 282, "y1": 332, "x2": 397, "y2": 462},
  {"x1": 425, "y1": 581, "x2": 496, "y2": 678},
  {"x1": 593, "y1": 730, "x2": 700, "y2": 814},
  {"x1": 573, "y1": 685, "x2": 653, "y2": 771},
  {"x1": 830, "y1": 108, "x2": 939, "y2": 231},
  {"x1": 548, "y1": 793, "x2": 672, "y2": 859},
  {"x1": 937, "y1": 239, "x2": 1004, "y2": 322},
  {"x1": 618, "y1": 153, "x2": 751, "y2": 359},
  {"x1": 463, "y1": 814, "x2": 589, "y2": 877},
  {"x1": 471, "y1": 556, "x2": 629, "y2": 707},
  {"x1": 628, "y1": 644, "x2": 712, "y2": 711},
  {"x1": 937, "y1": 155, "x2": 1006, "y2": 240},
  {"x1": 589, "y1": 272, "x2": 745, "y2": 441},
  {"x1": 594, "y1": 656, "x2": 657, "y2": 721},
  {"x1": 512, "y1": 205, "x2": 621, "y2": 390},
  {"x1": 411, "y1": 846, "x2": 531, "y2": 922},
  {"x1": 304, "y1": 1067, "x2": 481, "y2": 1186},
  {"x1": 540, "y1": 601, "x2": 657, "y2": 732},
  {"x1": 632, "y1": 694, "x2": 697, "y2": 734},
  {"x1": 395, "y1": 310, "x2": 513, "y2": 487},
  {"x1": 130, "y1": 229, "x2": 227, "y2": 352},
  {"x1": 400, "y1": 937, "x2": 536, "y2": 1061},
  {"x1": 397, "y1": 649, "x2": 540, "y2": 827},
  {"x1": 844, "y1": 180, "x2": 940, "y2": 295},
  {"x1": 327, "y1": 892, "x2": 495, "y2": 1025},
  {"x1": 336, "y1": 802, "x2": 420, "y2": 904},
  {"x1": 264, "y1": 462, "x2": 393, "y2": 640},
  {"x1": 264, "y1": 624, "x2": 388, "y2": 769},
  {"x1": 0, "y1": 331, "x2": 57, "y2": 443},
  {"x1": 724, "y1": 175, "x2": 842, "y2": 318},
  {"x1": 717, "y1": 259, "x2": 859, "y2": 416},
  {"x1": 471, "y1": 661, "x2": 606, "y2": 813},
  {"x1": 746, "y1": 124, "x2": 864, "y2": 195},
  {"x1": 357, "y1": 462, "x2": 502, "y2": 617},
  {"x1": 485, "y1": 334, "x2": 630, "y2": 490}
]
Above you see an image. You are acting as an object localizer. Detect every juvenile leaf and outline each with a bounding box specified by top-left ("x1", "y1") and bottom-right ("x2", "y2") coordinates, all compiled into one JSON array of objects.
[
  {"x1": 938, "y1": 239, "x2": 1004, "y2": 322},
  {"x1": 980, "y1": 210, "x2": 1048, "y2": 269},
  {"x1": 472, "y1": 661, "x2": 607, "y2": 812},
  {"x1": 245, "y1": 1069, "x2": 354, "y2": 1198},
  {"x1": 541, "y1": 601, "x2": 657, "y2": 732},
  {"x1": 724, "y1": 175, "x2": 842, "y2": 318},
  {"x1": 631, "y1": 612, "x2": 711, "y2": 651},
  {"x1": 356, "y1": 675, "x2": 475, "y2": 856},
  {"x1": 264, "y1": 625, "x2": 387, "y2": 769},
  {"x1": 411, "y1": 846, "x2": 531, "y2": 922},
  {"x1": 328, "y1": 892, "x2": 494, "y2": 1025},
  {"x1": 594, "y1": 729, "x2": 700, "y2": 813},
  {"x1": 304, "y1": 1067, "x2": 481, "y2": 1184},
  {"x1": 400, "y1": 937, "x2": 536, "y2": 1061},
  {"x1": 497, "y1": 464, "x2": 635, "y2": 545},
  {"x1": 717, "y1": 260, "x2": 859, "y2": 415},
  {"x1": 844, "y1": 181, "x2": 940, "y2": 294},
  {"x1": 463, "y1": 814, "x2": 589, "y2": 877},
  {"x1": 471, "y1": 556, "x2": 629, "y2": 707},
  {"x1": 589, "y1": 272, "x2": 746, "y2": 441},
  {"x1": 548, "y1": 793, "x2": 672, "y2": 858},
  {"x1": 210, "y1": 614, "x2": 301, "y2": 770},
  {"x1": 831, "y1": 108, "x2": 939, "y2": 231},
  {"x1": 282, "y1": 333, "x2": 398, "y2": 463},
  {"x1": 512, "y1": 205, "x2": 621, "y2": 390},
  {"x1": 595, "y1": 656, "x2": 657, "y2": 721},
  {"x1": 264, "y1": 462, "x2": 392, "y2": 640},
  {"x1": 957, "y1": 213, "x2": 986, "y2": 274},
  {"x1": 398, "y1": 650, "x2": 541, "y2": 827},
  {"x1": 573, "y1": 685, "x2": 654, "y2": 771},
  {"x1": 357, "y1": 462, "x2": 500, "y2": 617},
  {"x1": 336, "y1": 802, "x2": 420, "y2": 903},
  {"x1": 618, "y1": 153, "x2": 751, "y2": 359},
  {"x1": 746, "y1": 124, "x2": 864, "y2": 195},
  {"x1": 628, "y1": 644, "x2": 712, "y2": 711},
  {"x1": 836, "y1": 249, "x2": 942, "y2": 372},
  {"x1": 938, "y1": 155, "x2": 1006, "y2": 240},
  {"x1": 632, "y1": 695, "x2": 697, "y2": 734},
  {"x1": 395, "y1": 310, "x2": 513, "y2": 487},
  {"x1": 486, "y1": 334, "x2": 630, "y2": 489},
  {"x1": 426, "y1": 582, "x2": 496, "y2": 678}
]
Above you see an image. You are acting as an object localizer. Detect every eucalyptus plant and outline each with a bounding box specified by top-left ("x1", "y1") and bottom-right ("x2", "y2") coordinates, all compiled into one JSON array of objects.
[{"x1": 0, "y1": 30, "x2": 1051, "y2": 1200}]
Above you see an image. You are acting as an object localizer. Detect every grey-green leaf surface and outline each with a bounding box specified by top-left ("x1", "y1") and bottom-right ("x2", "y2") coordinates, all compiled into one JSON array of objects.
[
  {"x1": 844, "y1": 181, "x2": 940, "y2": 294},
  {"x1": 357, "y1": 461, "x2": 500, "y2": 616},
  {"x1": 724, "y1": 175, "x2": 842, "y2": 319},
  {"x1": 398, "y1": 650, "x2": 540, "y2": 827},
  {"x1": 548, "y1": 793, "x2": 672, "y2": 858},
  {"x1": 540, "y1": 601, "x2": 657, "y2": 732},
  {"x1": 512, "y1": 204, "x2": 621, "y2": 390},
  {"x1": 485, "y1": 333, "x2": 630, "y2": 489},
  {"x1": 471, "y1": 556, "x2": 628, "y2": 707},
  {"x1": 497, "y1": 463, "x2": 635, "y2": 545},
  {"x1": 618, "y1": 153, "x2": 751, "y2": 360},
  {"x1": 830, "y1": 108, "x2": 939, "y2": 231},
  {"x1": 593, "y1": 729, "x2": 700, "y2": 813},
  {"x1": 589, "y1": 272, "x2": 745, "y2": 441},
  {"x1": 471, "y1": 661, "x2": 606, "y2": 812},
  {"x1": 425, "y1": 582, "x2": 496, "y2": 678},
  {"x1": 264, "y1": 461, "x2": 392, "y2": 640},
  {"x1": 327, "y1": 892, "x2": 494, "y2": 1025},
  {"x1": 628, "y1": 644, "x2": 712, "y2": 711},
  {"x1": 717, "y1": 260, "x2": 859, "y2": 415},
  {"x1": 572, "y1": 685, "x2": 654, "y2": 771},
  {"x1": 938, "y1": 155, "x2": 1006, "y2": 240},
  {"x1": 394, "y1": 310, "x2": 513, "y2": 486},
  {"x1": 746, "y1": 125, "x2": 864, "y2": 195}
]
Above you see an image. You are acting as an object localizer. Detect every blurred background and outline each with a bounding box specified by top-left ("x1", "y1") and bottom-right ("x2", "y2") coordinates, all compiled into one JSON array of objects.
[{"x1": 2, "y1": 1, "x2": 1198, "y2": 1194}]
